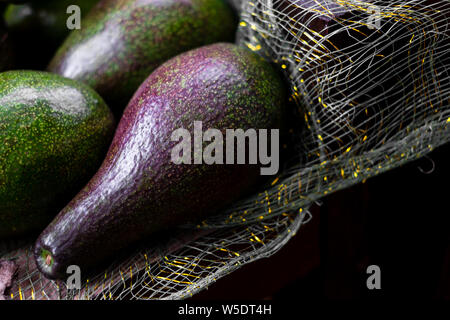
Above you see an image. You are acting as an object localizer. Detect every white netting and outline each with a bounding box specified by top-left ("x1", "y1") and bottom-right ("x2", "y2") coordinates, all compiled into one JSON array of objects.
[
  {"x1": 1, "y1": 209, "x2": 309, "y2": 300},
  {"x1": 1, "y1": 0, "x2": 449, "y2": 299}
]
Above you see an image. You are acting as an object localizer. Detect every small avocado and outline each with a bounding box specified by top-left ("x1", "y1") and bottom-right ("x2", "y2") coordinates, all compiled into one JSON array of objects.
[
  {"x1": 4, "y1": 0, "x2": 99, "y2": 69},
  {"x1": 48, "y1": 0, "x2": 238, "y2": 114},
  {"x1": 0, "y1": 70, "x2": 115, "y2": 238},
  {"x1": 34, "y1": 43, "x2": 287, "y2": 279}
]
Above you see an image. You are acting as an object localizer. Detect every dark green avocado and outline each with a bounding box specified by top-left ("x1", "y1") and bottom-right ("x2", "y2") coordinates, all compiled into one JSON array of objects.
[
  {"x1": 4, "y1": 0, "x2": 99, "y2": 69},
  {"x1": 34, "y1": 43, "x2": 287, "y2": 279},
  {"x1": 47, "y1": 0, "x2": 238, "y2": 114},
  {"x1": 0, "y1": 70, "x2": 115, "y2": 238}
]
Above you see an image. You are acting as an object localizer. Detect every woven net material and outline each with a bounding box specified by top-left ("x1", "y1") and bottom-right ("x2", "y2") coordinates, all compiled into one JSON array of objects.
[
  {"x1": 1, "y1": 210, "x2": 309, "y2": 300},
  {"x1": 1, "y1": 0, "x2": 449, "y2": 300}
]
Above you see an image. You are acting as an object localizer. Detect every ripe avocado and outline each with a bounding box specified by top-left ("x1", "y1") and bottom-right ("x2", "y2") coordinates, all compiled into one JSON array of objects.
[
  {"x1": 4, "y1": 0, "x2": 99, "y2": 69},
  {"x1": 47, "y1": 0, "x2": 238, "y2": 115},
  {"x1": 34, "y1": 43, "x2": 287, "y2": 279},
  {"x1": 0, "y1": 70, "x2": 115, "y2": 238}
]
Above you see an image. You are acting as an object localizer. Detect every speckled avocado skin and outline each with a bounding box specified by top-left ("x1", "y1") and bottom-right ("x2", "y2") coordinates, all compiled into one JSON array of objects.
[
  {"x1": 0, "y1": 71, "x2": 115, "y2": 238},
  {"x1": 35, "y1": 43, "x2": 287, "y2": 279},
  {"x1": 48, "y1": 0, "x2": 238, "y2": 114}
]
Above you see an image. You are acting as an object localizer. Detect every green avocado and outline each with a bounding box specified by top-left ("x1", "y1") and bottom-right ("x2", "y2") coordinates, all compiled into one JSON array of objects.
[
  {"x1": 48, "y1": 0, "x2": 238, "y2": 115},
  {"x1": 35, "y1": 43, "x2": 287, "y2": 279},
  {"x1": 0, "y1": 70, "x2": 115, "y2": 238},
  {"x1": 4, "y1": 0, "x2": 99, "y2": 69}
]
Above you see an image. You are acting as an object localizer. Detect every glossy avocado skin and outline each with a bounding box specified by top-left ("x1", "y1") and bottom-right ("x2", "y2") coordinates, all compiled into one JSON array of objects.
[
  {"x1": 48, "y1": 0, "x2": 238, "y2": 114},
  {"x1": 35, "y1": 43, "x2": 286, "y2": 279},
  {"x1": 4, "y1": 0, "x2": 99, "y2": 69},
  {"x1": 0, "y1": 71, "x2": 115, "y2": 238}
]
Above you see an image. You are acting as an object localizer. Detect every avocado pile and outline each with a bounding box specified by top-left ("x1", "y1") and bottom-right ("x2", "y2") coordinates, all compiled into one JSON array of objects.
[{"x1": 0, "y1": 0, "x2": 287, "y2": 280}]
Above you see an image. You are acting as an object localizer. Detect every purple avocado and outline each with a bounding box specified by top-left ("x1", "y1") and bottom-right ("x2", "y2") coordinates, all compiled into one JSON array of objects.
[{"x1": 34, "y1": 43, "x2": 287, "y2": 279}]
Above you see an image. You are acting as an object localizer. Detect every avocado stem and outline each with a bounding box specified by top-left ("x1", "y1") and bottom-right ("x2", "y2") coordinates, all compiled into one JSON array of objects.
[{"x1": 45, "y1": 254, "x2": 52, "y2": 266}]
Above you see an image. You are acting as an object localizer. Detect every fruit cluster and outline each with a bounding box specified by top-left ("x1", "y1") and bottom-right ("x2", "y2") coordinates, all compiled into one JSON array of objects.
[{"x1": 0, "y1": 0, "x2": 287, "y2": 279}]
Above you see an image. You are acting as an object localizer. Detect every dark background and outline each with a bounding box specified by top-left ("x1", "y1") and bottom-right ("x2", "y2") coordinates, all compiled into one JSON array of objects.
[{"x1": 191, "y1": 143, "x2": 450, "y2": 300}]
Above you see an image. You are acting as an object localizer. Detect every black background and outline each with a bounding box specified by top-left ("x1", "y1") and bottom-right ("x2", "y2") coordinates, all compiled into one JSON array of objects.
[{"x1": 192, "y1": 143, "x2": 450, "y2": 300}]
